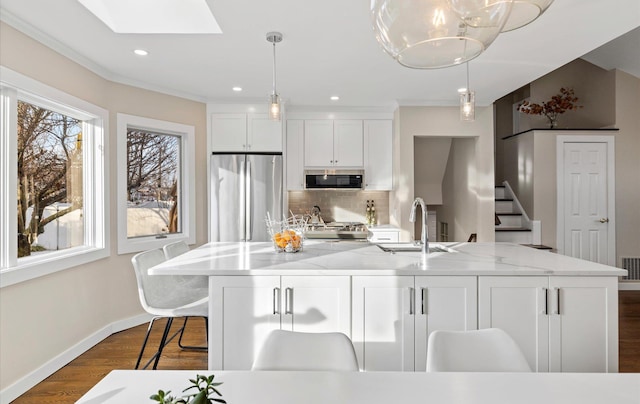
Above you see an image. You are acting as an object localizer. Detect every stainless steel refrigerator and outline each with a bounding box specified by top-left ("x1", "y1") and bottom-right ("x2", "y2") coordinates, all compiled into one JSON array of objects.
[{"x1": 210, "y1": 152, "x2": 283, "y2": 242}]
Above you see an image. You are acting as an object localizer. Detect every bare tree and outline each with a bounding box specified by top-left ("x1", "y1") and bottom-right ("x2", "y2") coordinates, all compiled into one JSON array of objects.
[{"x1": 17, "y1": 101, "x2": 81, "y2": 256}]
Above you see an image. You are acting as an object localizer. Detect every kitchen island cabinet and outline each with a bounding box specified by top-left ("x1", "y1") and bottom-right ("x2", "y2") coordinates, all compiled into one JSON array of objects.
[
  {"x1": 479, "y1": 276, "x2": 618, "y2": 373},
  {"x1": 150, "y1": 241, "x2": 625, "y2": 372},
  {"x1": 210, "y1": 274, "x2": 350, "y2": 369}
]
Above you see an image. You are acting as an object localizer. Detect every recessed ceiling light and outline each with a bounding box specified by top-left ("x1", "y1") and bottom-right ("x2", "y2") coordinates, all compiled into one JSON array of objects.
[
  {"x1": 232, "y1": 87, "x2": 243, "y2": 92},
  {"x1": 134, "y1": 49, "x2": 148, "y2": 56},
  {"x1": 78, "y1": 0, "x2": 222, "y2": 34},
  {"x1": 330, "y1": 96, "x2": 340, "y2": 101}
]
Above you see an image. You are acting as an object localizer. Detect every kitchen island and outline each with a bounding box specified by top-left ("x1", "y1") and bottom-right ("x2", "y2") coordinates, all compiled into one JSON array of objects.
[{"x1": 150, "y1": 241, "x2": 626, "y2": 372}]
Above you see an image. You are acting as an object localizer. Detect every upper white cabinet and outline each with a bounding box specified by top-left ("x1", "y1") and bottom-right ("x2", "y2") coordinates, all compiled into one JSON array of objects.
[
  {"x1": 478, "y1": 276, "x2": 619, "y2": 373},
  {"x1": 364, "y1": 120, "x2": 393, "y2": 190},
  {"x1": 285, "y1": 120, "x2": 304, "y2": 190},
  {"x1": 211, "y1": 113, "x2": 282, "y2": 152},
  {"x1": 304, "y1": 120, "x2": 363, "y2": 167}
]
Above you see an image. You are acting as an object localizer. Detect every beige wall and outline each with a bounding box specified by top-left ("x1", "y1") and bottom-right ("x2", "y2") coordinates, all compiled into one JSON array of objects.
[
  {"x1": 413, "y1": 137, "x2": 452, "y2": 205},
  {"x1": 392, "y1": 106, "x2": 495, "y2": 242},
  {"x1": 613, "y1": 70, "x2": 640, "y2": 266},
  {"x1": 435, "y1": 138, "x2": 478, "y2": 241},
  {"x1": 0, "y1": 22, "x2": 207, "y2": 392}
]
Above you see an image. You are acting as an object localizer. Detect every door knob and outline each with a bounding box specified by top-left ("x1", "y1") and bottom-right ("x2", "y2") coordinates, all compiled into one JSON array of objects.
[{"x1": 598, "y1": 218, "x2": 609, "y2": 223}]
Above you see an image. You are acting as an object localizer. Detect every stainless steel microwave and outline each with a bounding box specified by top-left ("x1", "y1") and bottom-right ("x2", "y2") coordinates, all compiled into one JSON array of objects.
[{"x1": 304, "y1": 170, "x2": 364, "y2": 190}]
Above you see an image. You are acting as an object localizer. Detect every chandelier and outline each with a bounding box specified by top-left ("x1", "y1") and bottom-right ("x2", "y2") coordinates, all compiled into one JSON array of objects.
[{"x1": 371, "y1": 0, "x2": 554, "y2": 69}]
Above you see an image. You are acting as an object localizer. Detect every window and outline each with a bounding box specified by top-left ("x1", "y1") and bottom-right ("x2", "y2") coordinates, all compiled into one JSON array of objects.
[
  {"x1": 117, "y1": 114, "x2": 195, "y2": 254},
  {"x1": 0, "y1": 67, "x2": 108, "y2": 287}
]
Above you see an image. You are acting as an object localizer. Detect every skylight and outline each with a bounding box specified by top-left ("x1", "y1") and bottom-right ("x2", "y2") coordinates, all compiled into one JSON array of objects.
[{"x1": 78, "y1": 0, "x2": 222, "y2": 34}]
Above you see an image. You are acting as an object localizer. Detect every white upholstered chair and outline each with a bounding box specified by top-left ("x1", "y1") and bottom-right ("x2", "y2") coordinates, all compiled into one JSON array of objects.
[
  {"x1": 131, "y1": 248, "x2": 208, "y2": 369},
  {"x1": 162, "y1": 240, "x2": 190, "y2": 259},
  {"x1": 252, "y1": 330, "x2": 359, "y2": 371},
  {"x1": 426, "y1": 328, "x2": 531, "y2": 372}
]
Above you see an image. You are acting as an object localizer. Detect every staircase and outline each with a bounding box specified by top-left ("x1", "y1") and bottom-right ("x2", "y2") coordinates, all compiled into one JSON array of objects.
[{"x1": 495, "y1": 182, "x2": 545, "y2": 248}]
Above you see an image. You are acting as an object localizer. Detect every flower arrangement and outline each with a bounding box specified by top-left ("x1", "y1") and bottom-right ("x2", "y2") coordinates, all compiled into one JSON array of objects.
[{"x1": 517, "y1": 87, "x2": 583, "y2": 128}]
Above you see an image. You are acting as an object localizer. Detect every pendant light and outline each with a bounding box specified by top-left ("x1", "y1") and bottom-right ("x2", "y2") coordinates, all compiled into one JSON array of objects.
[
  {"x1": 266, "y1": 31, "x2": 283, "y2": 121},
  {"x1": 459, "y1": 62, "x2": 475, "y2": 121},
  {"x1": 370, "y1": 0, "x2": 513, "y2": 69},
  {"x1": 501, "y1": 0, "x2": 555, "y2": 32}
]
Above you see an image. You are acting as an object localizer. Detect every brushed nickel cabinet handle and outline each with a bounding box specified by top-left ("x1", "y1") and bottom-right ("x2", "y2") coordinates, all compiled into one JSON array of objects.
[{"x1": 273, "y1": 287, "x2": 280, "y2": 315}]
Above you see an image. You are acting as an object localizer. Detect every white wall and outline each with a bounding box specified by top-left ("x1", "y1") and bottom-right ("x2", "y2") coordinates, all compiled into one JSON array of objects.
[
  {"x1": 0, "y1": 22, "x2": 208, "y2": 396},
  {"x1": 391, "y1": 106, "x2": 495, "y2": 242}
]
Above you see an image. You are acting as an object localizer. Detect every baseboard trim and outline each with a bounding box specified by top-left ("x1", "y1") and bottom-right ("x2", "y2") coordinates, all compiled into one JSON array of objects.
[
  {"x1": 0, "y1": 313, "x2": 151, "y2": 404},
  {"x1": 619, "y1": 281, "x2": 640, "y2": 291}
]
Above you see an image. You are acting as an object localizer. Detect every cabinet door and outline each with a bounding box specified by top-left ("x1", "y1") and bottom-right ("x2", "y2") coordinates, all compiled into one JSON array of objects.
[
  {"x1": 352, "y1": 276, "x2": 415, "y2": 371},
  {"x1": 364, "y1": 120, "x2": 392, "y2": 190},
  {"x1": 549, "y1": 277, "x2": 618, "y2": 372},
  {"x1": 478, "y1": 276, "x2": 550, "y2": 372},
  {"x1": 211, "y1": 113, "x2": 247, "y2": 151},
  {"x1": 334, "y1": 120, "x2": 363, "y2": 167},
  {"x1": 248, "y1": 113, "x2": 282, "y2": 152},
  {"x1": 209, "y1": 276, "x2": 281, "y2": 370},
  {"x1": 414, "y1": 276, "x2": 477, "y2": 371},
  {"x1": 280, "y1": 276, "x2": 351, "y2": 336},
  {"x1": 285, "y1": 120, "x2": 304, "y2": 190},
  {"x1": 304, "y1": 120, "x2": 334, "y2": 167}
]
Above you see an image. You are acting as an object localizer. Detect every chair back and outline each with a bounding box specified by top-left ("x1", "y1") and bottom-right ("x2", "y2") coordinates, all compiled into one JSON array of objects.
[
  {"x1": 131, "y1": 248, "x2": 205, "y2": 311},
  {"x1": 162, "y1": 240, "x2": 190, "y2": 259},
  {"x1": 252, "y1": 330, "x2": 359, "y2": 371},
  {"x1": 426, "y1": 328, "x2": 531, "y2": 372}
]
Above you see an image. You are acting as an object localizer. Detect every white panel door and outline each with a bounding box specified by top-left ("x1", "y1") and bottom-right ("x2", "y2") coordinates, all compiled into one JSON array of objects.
[
  {"x1": 364, "y1": 120, "x2": 393, "y2": 190},
  {"x1": 211, "y1": 113, "x2": 247, "y2": 151},
  {"x1": 334, "y1": 120, "x2": 363, "y2": 167},
  {"x1": 414, "y1": 276, "x2": 478, "y2": 371},
  {"x1": 562, "y1": 142, "x2": 610, "y2": 264},
  {"x1": 210, "y1": 276, "x2": 281, "y2": 370},
  {"x1": 304, "y1": 120, "x2": 334, "y2": 167},
  {"x1": 248, "y1": 113, "x2": 282, "y2": 152},
  {"x1": 549, "y1": 277, "x2": 618, "y2": 372},
  {"x1": 285, "y1": 120, "x2": 304, "y2": 190},
  {"x1": 478, "y1": 276, "x2": 549, "y2": 372},
  {"x1": 352, "y1": 276, "x2": 415, "y2": 371},
  {"x1": 280, "y1": 276, "x2": 351, "y2": 336}
]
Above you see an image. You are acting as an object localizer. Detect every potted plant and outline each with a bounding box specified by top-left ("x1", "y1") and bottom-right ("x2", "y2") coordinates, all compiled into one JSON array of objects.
[
  {"x1": 150, "y1": 374, "x2": 226, "y2": 404},
  {"x1": 517, "y1": 87, "x2": 583, "y2": 128}
]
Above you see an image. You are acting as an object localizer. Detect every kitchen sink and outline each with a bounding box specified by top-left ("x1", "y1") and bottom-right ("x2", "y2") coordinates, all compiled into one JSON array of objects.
[{"x1": 376, "y1": 243, "x2": 450, "y2": 253}]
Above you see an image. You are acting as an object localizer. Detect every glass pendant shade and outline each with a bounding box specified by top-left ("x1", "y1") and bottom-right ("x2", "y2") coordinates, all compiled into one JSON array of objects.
[
  {"x1": 501, "y1": 0, "x2": 554, "y2": 32},
  {"x1": 269, "y1": 93, "x2": 281, "y2": 121},
  {"x1": 460, "y1": 91, "x2": 475, "y2": 121},
  {"x1": 371, "y1": 0, "x2": 513, "y2": 68}
]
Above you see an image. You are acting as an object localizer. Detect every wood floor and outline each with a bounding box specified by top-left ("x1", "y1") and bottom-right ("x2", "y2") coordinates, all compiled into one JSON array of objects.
[{"x1": 11, "y1": 291, "x2": 640, "y2": 403}]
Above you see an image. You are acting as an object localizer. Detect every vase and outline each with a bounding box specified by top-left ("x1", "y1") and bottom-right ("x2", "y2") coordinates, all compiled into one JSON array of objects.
[{"x1": 547, "y1": 114, "x2": 558, "y2": 129}]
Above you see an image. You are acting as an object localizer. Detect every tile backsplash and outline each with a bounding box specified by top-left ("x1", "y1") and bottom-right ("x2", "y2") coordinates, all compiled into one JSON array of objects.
[{"x1": 287, "y1": 191, "x2": 389, "y2": 224}]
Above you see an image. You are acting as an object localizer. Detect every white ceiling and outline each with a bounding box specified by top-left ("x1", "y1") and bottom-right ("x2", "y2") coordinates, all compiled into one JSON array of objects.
[{"x1": 1, "y1": 0, "x2": 638, "y2": 109}]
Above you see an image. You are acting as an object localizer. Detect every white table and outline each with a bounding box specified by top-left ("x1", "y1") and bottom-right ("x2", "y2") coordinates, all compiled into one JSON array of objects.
[{"x1": 77, "y1": 370, "x2": 639, "y2": 404}]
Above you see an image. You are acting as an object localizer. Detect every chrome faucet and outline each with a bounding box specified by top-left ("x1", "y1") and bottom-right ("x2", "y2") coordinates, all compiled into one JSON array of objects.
[{"x1": 409, "y1": 197, "x2": 429, "y2": 255}]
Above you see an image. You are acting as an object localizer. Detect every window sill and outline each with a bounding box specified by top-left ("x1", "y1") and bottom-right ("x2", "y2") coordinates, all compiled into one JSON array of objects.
[{"x1": 0, "y1": 247, "x2": 109, "y2": 288}]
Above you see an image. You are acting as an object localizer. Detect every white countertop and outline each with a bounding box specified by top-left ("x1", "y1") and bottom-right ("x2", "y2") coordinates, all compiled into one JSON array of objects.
[
  {"x1": 149, "y1": 241, "x2": 627, "y2": 277},
  {"x1": 77, "y1": 370, "x2": 640, "y2": 404}
]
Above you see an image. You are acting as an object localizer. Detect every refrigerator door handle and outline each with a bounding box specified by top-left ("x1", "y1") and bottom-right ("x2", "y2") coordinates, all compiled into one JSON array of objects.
[
  {"x1": 239, "y1": 160, "x2": 246, "y2": 241},
  {"x1": 245, "y1": 160, "x2": 252, "y2": 240}
]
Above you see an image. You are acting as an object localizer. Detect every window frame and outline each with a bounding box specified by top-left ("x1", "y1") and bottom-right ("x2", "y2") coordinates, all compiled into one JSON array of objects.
[
  {"x1": 116, "y1": 113, "x2": 196, "y2": 254},
  {"x1": 0, "y1": 66, "x2": 109, "y2": 288}
]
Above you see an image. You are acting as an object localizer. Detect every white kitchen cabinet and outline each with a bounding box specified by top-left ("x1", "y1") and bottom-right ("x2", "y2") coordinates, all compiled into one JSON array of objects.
[
  {"x1": 286, "y1": 120, "x2": 304, "y2": 190},
  {"x1": 210, "y1": 275, "x2": 351, "y2": 370},
  {"x1": 304, "y1": 120, "x2": 363, "y2": 168},
  {"x1": 364, "y1": 120, "x2": 393, "y2": 190},
  {"x1": 478, "y1": 276, "x2": 619, "y2": 373},
  {"x1": 211, "y1": 113, "x2": 282, "y2": 152},
  {"x1": 352, "y1": 276, "x2": 477, "y2": 372}
]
